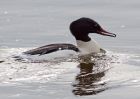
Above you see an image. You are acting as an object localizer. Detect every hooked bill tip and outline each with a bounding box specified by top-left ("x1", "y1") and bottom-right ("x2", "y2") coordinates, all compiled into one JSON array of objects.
[{"x1": 111, "y1": 33, "x2": 116, "y2": 37}]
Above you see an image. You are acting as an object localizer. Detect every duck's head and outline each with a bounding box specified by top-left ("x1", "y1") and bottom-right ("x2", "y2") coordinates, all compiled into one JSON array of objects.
[{"x1": 70, "y1": 17, "x2": 116, "y2": 42}]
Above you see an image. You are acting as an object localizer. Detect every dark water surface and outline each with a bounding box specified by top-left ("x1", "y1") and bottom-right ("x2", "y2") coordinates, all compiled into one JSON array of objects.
[{"x1": 0, "y1": 0, "x2": 140, "y2": 99}]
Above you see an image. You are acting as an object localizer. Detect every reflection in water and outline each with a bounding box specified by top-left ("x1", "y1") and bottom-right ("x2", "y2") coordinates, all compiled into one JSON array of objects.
[{"x1": 72, "y1": 54, "x2": 110, "y2": 96}]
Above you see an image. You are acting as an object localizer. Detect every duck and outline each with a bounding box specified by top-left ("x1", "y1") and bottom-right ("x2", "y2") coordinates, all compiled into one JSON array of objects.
[{"x1": 23, "y1": 17, "x2": 116, "y2": 56}]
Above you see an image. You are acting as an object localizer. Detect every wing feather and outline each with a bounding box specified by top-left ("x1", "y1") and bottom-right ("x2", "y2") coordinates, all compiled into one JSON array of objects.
[{"x1": 23, "y1": 43, "x2": 79, "y2": 55}]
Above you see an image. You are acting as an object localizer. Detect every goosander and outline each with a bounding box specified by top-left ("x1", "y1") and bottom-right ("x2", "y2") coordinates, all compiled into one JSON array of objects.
[{"x1": 24, "y1": 17, "x2": 116, "y2": 55}]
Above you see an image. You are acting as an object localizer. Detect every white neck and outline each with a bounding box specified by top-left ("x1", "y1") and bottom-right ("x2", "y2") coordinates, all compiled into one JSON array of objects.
[{"x1": 76, "y1": 39, "x2": 101, "y2": 55}]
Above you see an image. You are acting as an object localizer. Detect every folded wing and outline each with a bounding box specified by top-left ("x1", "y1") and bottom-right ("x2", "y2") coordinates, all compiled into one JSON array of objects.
[{"x1": 23, "y1": 43, "x2": 79, "y2": 55}]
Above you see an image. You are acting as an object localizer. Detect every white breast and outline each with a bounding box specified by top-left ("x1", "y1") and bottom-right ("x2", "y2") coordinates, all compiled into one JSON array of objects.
[{"x1": 76, "y1": 39, "x2": 101, "y2": 55}]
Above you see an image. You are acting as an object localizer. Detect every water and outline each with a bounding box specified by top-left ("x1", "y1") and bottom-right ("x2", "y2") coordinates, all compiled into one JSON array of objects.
[{"x1": 0, "y1": 0, "x2": 140, "y2": 99}]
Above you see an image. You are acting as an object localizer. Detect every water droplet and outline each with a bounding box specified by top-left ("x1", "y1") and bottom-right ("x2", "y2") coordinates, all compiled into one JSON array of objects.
[
  {"x1": 132, "y1": 80, "x2": 139, "y2": 83},
  {"x1": 15, "y1": 39, "x2": 20, "y2": 42},
  {"x1": 121, "y1": 25, "x2": 125, "y2": 28},
  {"x1": 4, "y1": 11, "x2": 8, "y2": 14}
]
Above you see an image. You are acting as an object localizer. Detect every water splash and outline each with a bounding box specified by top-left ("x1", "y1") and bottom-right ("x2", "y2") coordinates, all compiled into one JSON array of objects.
[{"x1": 0, "y1": 47, "x2": 140, "y2": 93}]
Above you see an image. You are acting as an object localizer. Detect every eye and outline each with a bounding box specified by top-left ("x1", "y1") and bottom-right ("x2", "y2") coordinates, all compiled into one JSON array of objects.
[
  {"x1": 94, "y1": 24, "x2": 98, "y2": 28},
  {"x1": 94, "y1": 24, "x2": 101, "y2": 30}
]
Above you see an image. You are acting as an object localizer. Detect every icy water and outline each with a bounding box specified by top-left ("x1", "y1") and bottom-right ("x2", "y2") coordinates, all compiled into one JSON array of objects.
[{"x1": 0, "y1": 0, "x2": 140, "y2": 99}]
